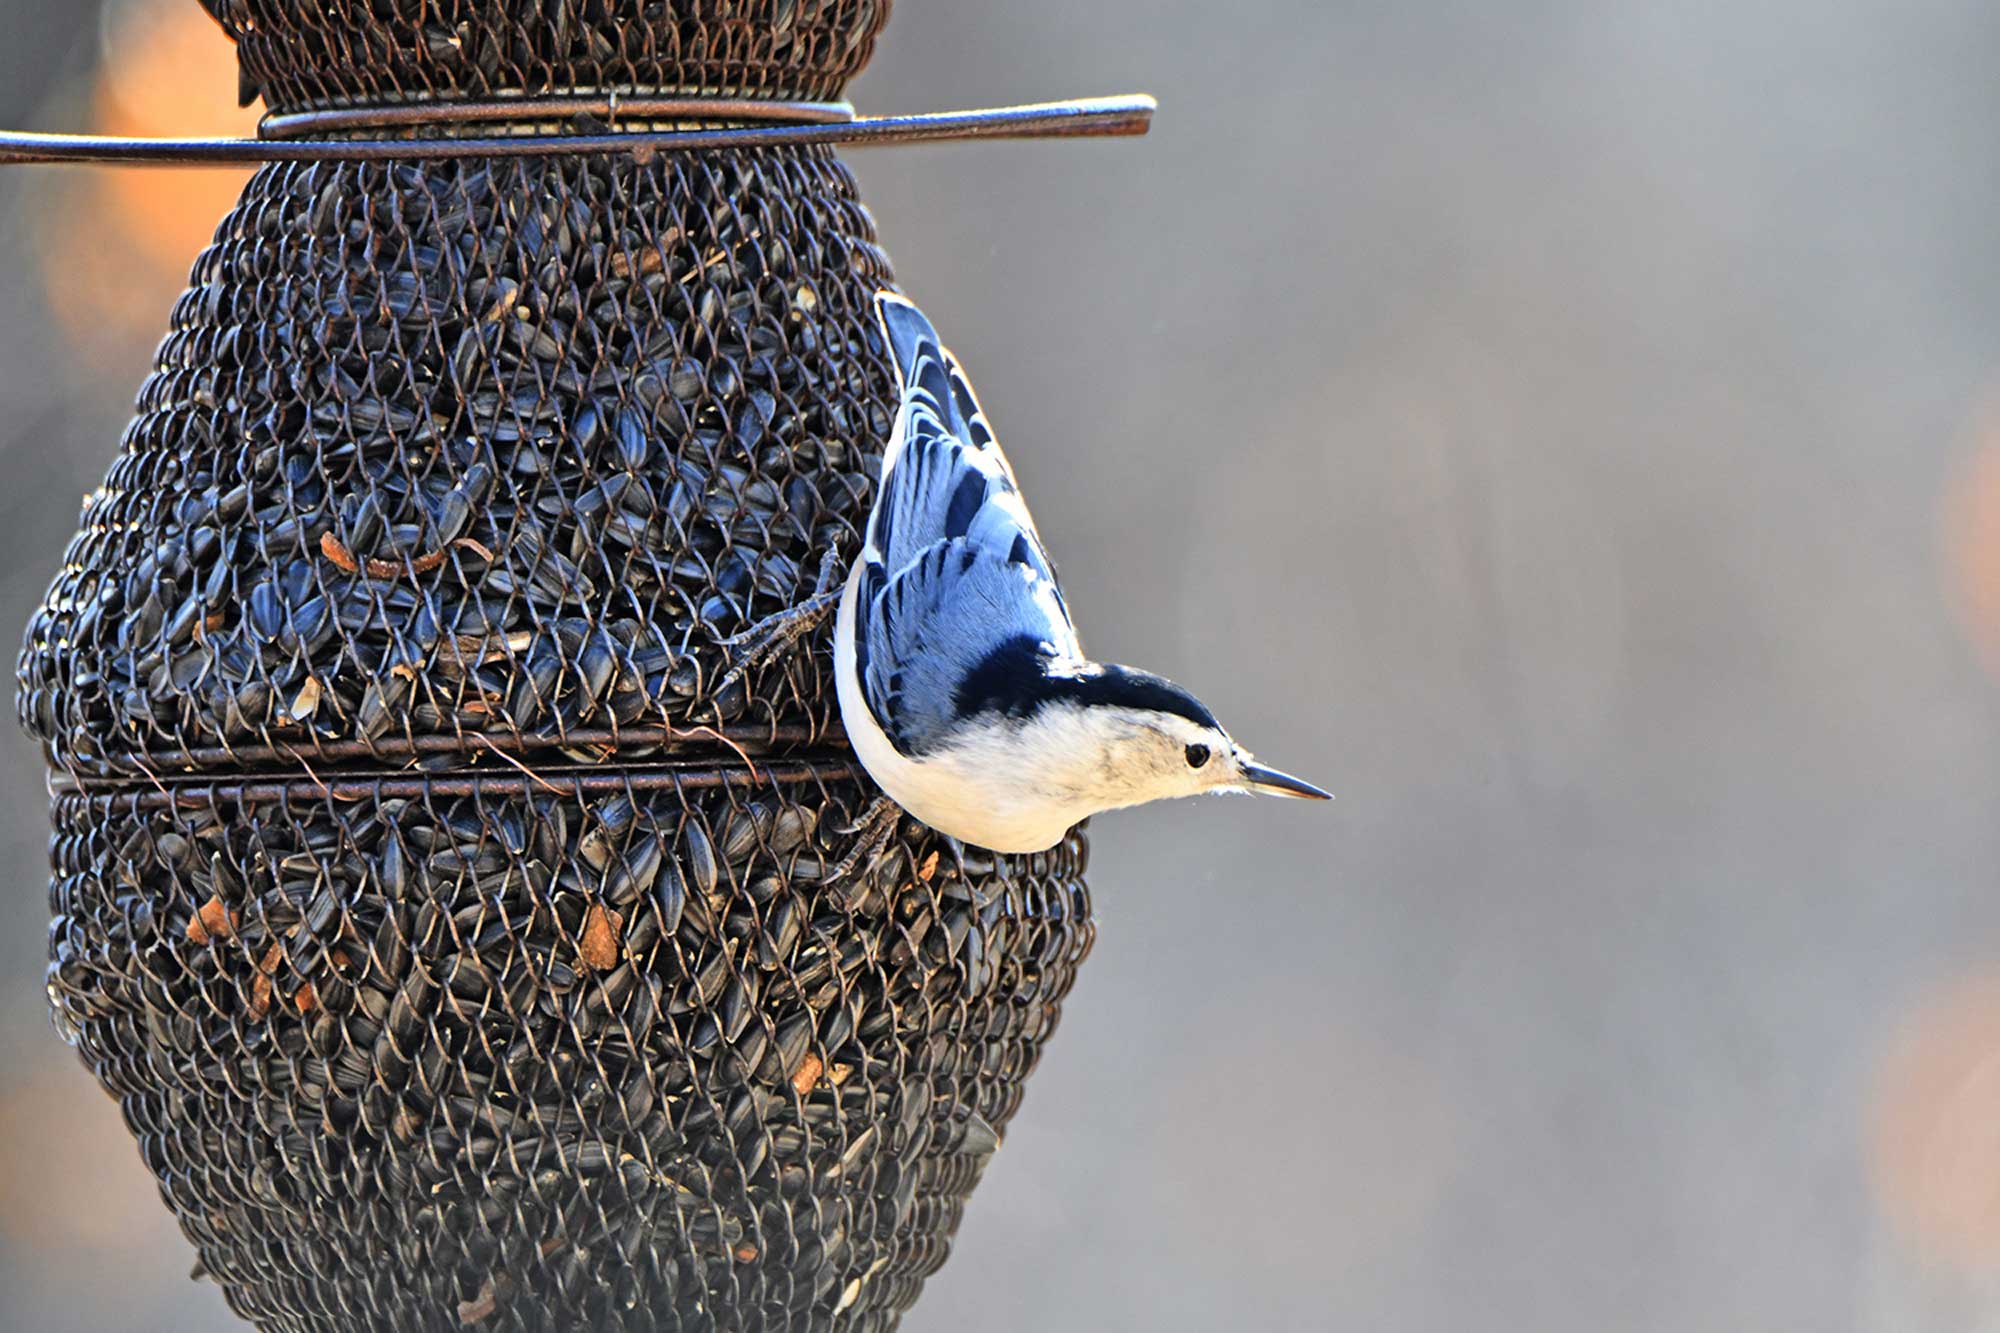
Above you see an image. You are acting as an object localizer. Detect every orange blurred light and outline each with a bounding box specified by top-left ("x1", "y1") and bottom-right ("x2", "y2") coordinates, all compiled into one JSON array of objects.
[
  {"x1": 93, "y1": 0, "x2": 258, "y2": 271},
  {"x1": 1944, "y1": 408, "x2": 2000, "y2": 677},
  {"x1": 1871, "y1": 972, "x2": 2000, "y2": 1269},
  {"x1": 35, "y1": 0, "x2": 255, "y2": 353}
]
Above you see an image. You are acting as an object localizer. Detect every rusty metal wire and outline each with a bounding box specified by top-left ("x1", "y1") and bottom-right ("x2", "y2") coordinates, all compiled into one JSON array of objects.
[
  {"x1": 19, "y1": 5, "x2": 1106, "y2": 1328},
  {"x1": 257, "y1": 96, "x2": 861, "y2": 139},
  {"x1": 0, "y1": 96, "x2": 1157, "y2": 167},
  {"x1": 46, "y1": 776, "x2": 1093, "y2": 1331},
  {"x1": 200, "y1": 0, "x2": 895, "y2": 112},
  {"x1": 20, "y1": 146, "x2": 893, "y2": 779}
]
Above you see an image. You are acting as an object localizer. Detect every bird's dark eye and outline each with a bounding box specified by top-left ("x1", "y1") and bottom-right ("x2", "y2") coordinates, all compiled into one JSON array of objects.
[{"x1": 1185, "y1": 744, "x2": 1211, "y2": 769}]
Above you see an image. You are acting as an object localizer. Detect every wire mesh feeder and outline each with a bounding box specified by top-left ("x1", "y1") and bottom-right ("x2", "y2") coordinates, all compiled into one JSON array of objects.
[
  {"x1": 12, "y1": 2, "x2": 1150, "y2": 1328},
  {"x1": 48, "y1": 775, "x2": 1089, "y2": 1331},
  {"x1": 200, "y1": 0, "x2": 893, "y2": 111},
  {"x1": 19, "y1": 148, "x2": 888, "y2": 776}
]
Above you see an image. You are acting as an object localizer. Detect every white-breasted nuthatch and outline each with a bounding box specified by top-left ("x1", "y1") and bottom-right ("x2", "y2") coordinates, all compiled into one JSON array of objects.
[
  {"x1": 821, "y1": 292, "x2": 1330, "y2": 854},
  {"x1": 721, "y1": 292, "x2": 1328, "y2": 855}
]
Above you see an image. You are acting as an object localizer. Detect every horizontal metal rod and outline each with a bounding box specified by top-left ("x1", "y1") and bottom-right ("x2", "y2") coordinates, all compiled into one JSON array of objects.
[
  {"x1": 67, "y1": 721, "x2": 843, "y2": 777},
  {"x1": 56, "y1": 758, "x2": 863, "y2": 810},
  {"x1": 260, "y1": 95, "x2": 858, "y2": 139},
  {"x1": 0, "y1": 95, "x2": 1155, "y2": 166}
]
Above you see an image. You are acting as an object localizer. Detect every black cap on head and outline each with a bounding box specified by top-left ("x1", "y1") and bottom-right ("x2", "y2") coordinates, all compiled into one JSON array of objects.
[
  {"x1": 1066, "y1": 664, "x2": 1220, "y2": 730},
  {"x1": 955, "y1": 637, "x2": 1219, "y2": 731}
]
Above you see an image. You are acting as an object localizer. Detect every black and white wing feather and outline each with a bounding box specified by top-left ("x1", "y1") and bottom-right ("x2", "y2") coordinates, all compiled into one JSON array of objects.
[{"x1": 852, "y1": 294, "x2": 1080, "y2": 755}]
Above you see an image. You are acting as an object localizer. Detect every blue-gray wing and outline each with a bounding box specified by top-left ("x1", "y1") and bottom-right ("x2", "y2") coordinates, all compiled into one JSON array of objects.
[{"x1": 852, "y1": 294, "x2": 1081, "y2": 754}]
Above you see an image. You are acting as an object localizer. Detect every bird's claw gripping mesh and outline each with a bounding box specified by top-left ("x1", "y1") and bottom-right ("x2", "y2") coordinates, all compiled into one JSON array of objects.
[{"x1": 18, "y1": 4, "x2": 1097, "y2": 1329}]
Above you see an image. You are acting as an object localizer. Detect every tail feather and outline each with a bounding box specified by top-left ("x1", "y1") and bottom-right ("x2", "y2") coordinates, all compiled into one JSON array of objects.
[
  {"x1": 868, "y1": 287, "x2": 1047, "y2": 556},
  {"x1": 876, "y1": 292, "x2": 938, "y2": 386},
  {"x1": 876, "y1": 292, "x2": 967, "y2": 436}
]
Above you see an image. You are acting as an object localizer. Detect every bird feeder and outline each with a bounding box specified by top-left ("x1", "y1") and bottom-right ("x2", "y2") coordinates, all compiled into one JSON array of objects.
[{"x1": 14, "y1": 3, "x2": 1151, "y2": 1328}]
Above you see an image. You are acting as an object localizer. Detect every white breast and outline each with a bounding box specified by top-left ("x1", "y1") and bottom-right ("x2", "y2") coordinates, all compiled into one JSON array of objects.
[{"x1": 834, "y1": 561, "x2": 1083, "y2": 854}]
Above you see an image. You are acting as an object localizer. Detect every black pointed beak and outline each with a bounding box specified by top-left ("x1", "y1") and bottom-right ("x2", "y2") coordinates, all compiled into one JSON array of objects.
[{"x1": 1240, "y1": 761, "x2": 1332, "y2": 801}]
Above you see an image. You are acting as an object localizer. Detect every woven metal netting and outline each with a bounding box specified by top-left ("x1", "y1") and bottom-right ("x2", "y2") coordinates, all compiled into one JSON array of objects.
[
  {"x1": 21, "y1": 8, "x2": 1107, "y2": 1326},
  {"x1": 18, "y1": 146, "x2": 893, "y2": 779},
  {"x1": 47, "y1": 773, "x2": 1091, "y2": 1330},
  {"x1": 198, "y1": 0, "x2": 894, "y2": 112}
]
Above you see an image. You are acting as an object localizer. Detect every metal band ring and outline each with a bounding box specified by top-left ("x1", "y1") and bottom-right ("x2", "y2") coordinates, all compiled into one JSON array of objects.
[
  {"x1": 259, "y1": 94, "x2": 859, "y2": 140},
  {"x1": 55, "y1": 760, "x2": 861, "y2": 810}
]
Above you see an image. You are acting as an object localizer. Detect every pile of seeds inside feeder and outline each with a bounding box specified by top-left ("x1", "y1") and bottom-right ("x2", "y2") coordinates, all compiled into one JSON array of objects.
[
  {"x1": 18, "y1": 149, "x2": 895, "y2": 777},
  {"x1": 19, "y1": 5, "x2": 1111, "y2": 1328},
  {"x1": 48, "y1": 775, "x2": 1093, "y2": 1330}
]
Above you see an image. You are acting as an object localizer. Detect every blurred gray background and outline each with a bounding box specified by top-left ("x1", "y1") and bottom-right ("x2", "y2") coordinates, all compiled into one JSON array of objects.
[{"x1": 4, "y1": 1, "x2": 2000, "y2": 1329}]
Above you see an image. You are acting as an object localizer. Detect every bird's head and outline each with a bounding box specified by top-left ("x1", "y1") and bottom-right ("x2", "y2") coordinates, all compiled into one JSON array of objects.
[{"x1": 1046, "y1": 664, "x2": 1331, "y2": 810}]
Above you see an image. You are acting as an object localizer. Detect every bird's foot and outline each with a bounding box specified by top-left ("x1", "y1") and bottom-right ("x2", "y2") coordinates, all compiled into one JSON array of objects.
[
  {"x1": 713, "y1": 546, "x2": 845, "y2": 698},
  {"x1": 826, "y1": 796, "x2": 904, "y2": 887}
]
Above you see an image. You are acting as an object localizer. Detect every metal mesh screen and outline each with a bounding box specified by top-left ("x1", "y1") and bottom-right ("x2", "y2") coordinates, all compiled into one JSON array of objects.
[
  {"x1": 47, "y1": 776, "x2": 1091, "y2": 1330},
  {"x1": 18, "y1": 7, "x2": 1101, "y2": 1324},
  {"x1": 20, "y1": 148, "x2": 890, "y2": 777},
  {"x1": 198, "y1": 1, "x2": 895, "y2": 111}
]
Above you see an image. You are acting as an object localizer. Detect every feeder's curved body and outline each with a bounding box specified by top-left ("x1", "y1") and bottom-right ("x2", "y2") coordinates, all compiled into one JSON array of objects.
[{"x1": 18, "y1": 4, "x2": 1096, "y2": 1330}]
